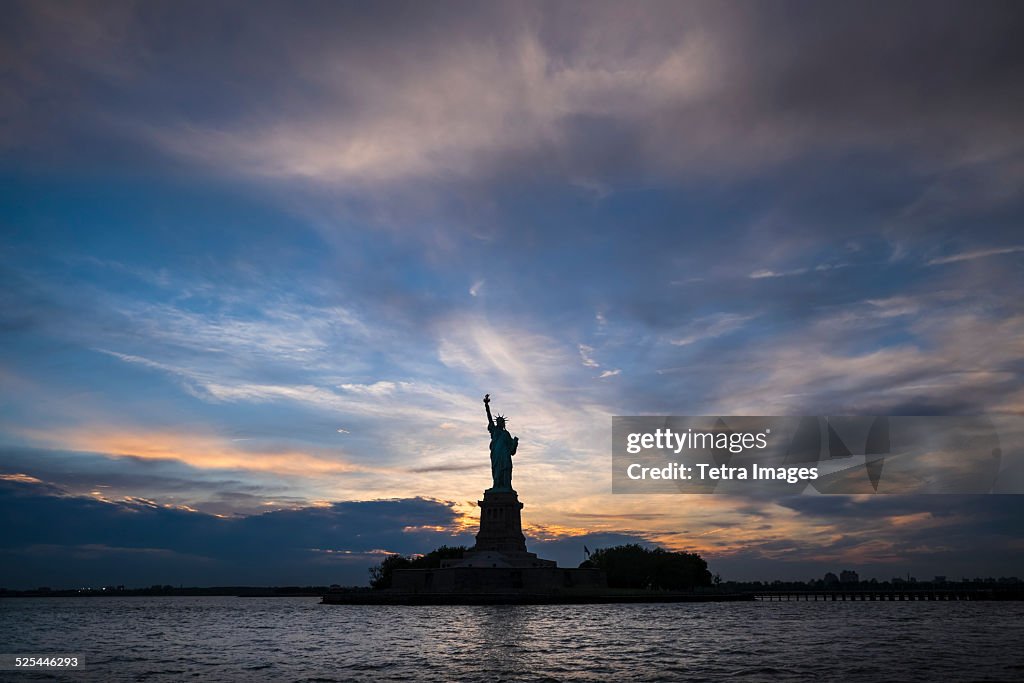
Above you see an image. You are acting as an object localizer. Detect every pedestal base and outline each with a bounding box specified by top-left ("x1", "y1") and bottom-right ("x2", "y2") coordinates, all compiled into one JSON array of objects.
[
  {"x1": 387, "y1": 486, "x2": 603, "y2": 594},
  {"x1": 473, "y1": 489, "x2": 527, "y2": 554},
  {"x1": 441, "y1": 489, "x2": 555, "y2": 569}
]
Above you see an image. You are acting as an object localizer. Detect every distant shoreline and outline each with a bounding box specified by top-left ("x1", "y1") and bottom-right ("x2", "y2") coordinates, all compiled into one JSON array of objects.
[
  {"x1": 0, "y1": 587, "x2": 337, "y2": 598},
  {"x1": 5, "y1": 578, "x2": 1023, "y2": 601}
]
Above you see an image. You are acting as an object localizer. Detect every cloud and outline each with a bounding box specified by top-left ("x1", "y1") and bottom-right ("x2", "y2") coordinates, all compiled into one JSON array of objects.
[
  {"x1": 337, "y1": 381, "x2": 398, "y2": 397},
  {"x1": 17, "y1": 428, "x2": 366, "y2": 477},
  {"x1": 927, "y1": 245, "x2": 1024, "y2": 266},
  {"x1": 0, "y1": 476, "x2": 476, "y2": 587},
  {"x1": 749, "y1": 269, "x2": 804, "y2": 280},
  {"x1": 748, "y1": 264, "x2": 847, "y2": 279},
  {"x1": 0, "y1": 472, "x2": 44, "y2": 485},
  {"x1": 692, "y1": 304, "x2": 1024, "y2": 416},
  {"x1": 129, "y1": 18, "x2": 719, "y2": 185},
  {"x1": 6, "y1": 1, "x2": 1024, "y2": 193},
  {"x1": 578, "y1": 343, "x2": 620, "y2": 379},
  {"x1": 0, "y1": 445, "x2": 304, "y2": 516},
  {"x1": 409, "y1": 463, "x2": 488, "y2": 474},
  {"x1": 669, "y1": 313, "x2": 756, "y2": 347},
  {"x1": 578, "y1": 344, "x2": 600, "y2": 368}
]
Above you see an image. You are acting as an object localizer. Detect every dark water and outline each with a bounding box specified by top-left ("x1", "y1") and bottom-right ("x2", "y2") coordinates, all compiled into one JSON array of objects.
[{"x1": 2, "y1": 597, "x2": 1023, "y2": 682}]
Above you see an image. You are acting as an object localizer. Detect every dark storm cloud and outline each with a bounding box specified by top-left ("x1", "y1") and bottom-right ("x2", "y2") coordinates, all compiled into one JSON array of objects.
[
  {"x1": 0, "y1": 477, "x2": 475, "y2": 587},
  {"x1": 4, "y1": 1, "x2": 1023, "y2": 187}
]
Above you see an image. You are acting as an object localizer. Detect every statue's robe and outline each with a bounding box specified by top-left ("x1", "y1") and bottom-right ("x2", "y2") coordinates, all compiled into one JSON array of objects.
[{"x1": 488, "y1": 424, "x2": 517, "y2": 490}]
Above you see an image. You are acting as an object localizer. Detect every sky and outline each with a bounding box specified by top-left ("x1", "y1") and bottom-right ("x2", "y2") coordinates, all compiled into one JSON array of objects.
[{"x1": 2, "y1": 0, "x2": 1024, "y2": 588}]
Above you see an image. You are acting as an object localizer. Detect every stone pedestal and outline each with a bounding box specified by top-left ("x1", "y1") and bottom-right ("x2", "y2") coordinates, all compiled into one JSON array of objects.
[
  {"x1": 474, "y1": 490, "x2": 527, "y2": 553},
  {"x1": 439, "y1": 488, "x2": 556, "y2": 570}
]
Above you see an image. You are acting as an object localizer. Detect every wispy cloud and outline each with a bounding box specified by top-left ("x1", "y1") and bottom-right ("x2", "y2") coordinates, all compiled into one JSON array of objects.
[
  {"x1": 337, "y1": 381, "x2": 398, "y2": 397},
  {"x1": 578, "y1": 344, "x2": 600, "y2": 368},
  {"x1": 17, "y1": 427, "x2": 369, "y2": 477},
  {"x1": 927, "y1": 245, "x2": 1024, "y2": 266},
  {"x1": 669, "y1": 313, "x2": 757, "y2": 347},
  {"x1": 748, "y1": 263, "x2": 847, "y2": 279}
]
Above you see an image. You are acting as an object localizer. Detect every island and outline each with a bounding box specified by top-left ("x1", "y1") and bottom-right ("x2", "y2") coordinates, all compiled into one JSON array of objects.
[{"x1": 323, "y1": 394, "x2": 752, "y2": 605}]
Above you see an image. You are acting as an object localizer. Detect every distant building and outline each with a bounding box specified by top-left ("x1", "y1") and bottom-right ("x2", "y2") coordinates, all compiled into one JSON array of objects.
[
  {"x1": 823, "y1": 572, "x2": 839, "y2": 586},
  {"x1": 934, "y1": 576, "x2": 947, "y2": 584},
  {"x1": 839, "y1": 570, "x2": 859, "y2": 584}
]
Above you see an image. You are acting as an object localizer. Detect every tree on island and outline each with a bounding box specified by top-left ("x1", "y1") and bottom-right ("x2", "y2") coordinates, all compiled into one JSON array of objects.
[
  {"x1": 369, "y1": 545, "x2": 468, "y2": 589},
  {"x1": 581, "y1": 544, "x2": 713, "y2": 590}
]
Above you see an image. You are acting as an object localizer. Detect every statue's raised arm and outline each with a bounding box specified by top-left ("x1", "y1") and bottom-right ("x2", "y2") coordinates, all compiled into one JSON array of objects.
[{"x1": 483, "y1": 393, "x2": 494, "y2": 428}]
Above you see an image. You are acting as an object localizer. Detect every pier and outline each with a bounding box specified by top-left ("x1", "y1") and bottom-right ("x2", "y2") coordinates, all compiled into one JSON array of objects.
[{"x1": 752, "y1": 588, "x2": 1023, "y2": 601}]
